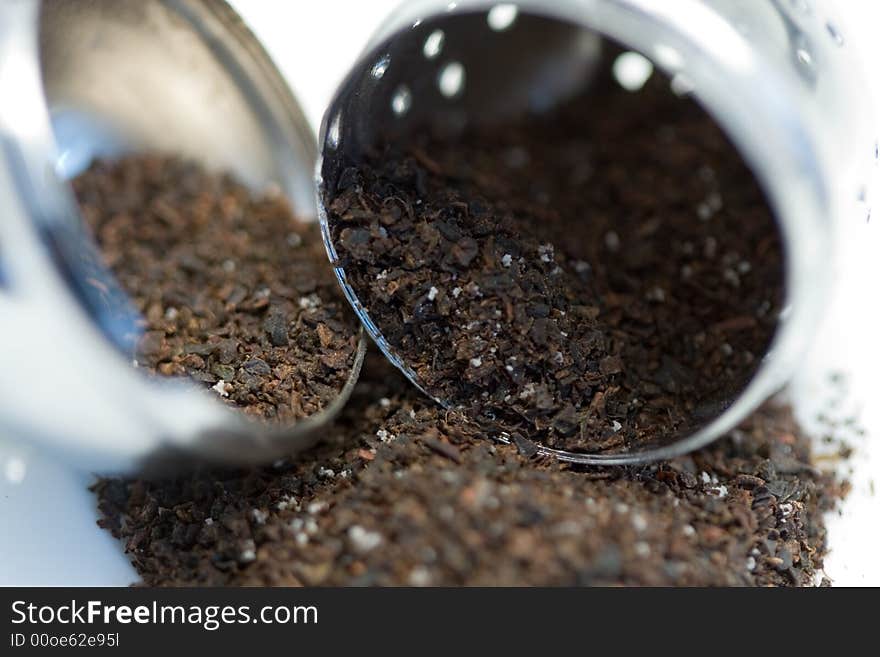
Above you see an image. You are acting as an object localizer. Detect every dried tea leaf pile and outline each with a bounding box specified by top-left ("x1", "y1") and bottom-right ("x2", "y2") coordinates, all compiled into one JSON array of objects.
[
  {"x1": 74, "y1": 156, "x2": 359, "y2": 423},
  {"x1": 94, "y1": 352, "x2": 844, "y2": 587},
  {"x1": 326, "y1": 65, "x2": 784, "y2": 454},
  {"x1": 85, "y1": 67, "x2": 839, "y2": 588}
]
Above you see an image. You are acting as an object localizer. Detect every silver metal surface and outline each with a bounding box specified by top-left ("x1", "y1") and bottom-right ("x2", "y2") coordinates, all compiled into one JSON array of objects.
[
  {"x1": 317, "y1": 0, "x2": 876, "y2": 464},
  {"x1": 0, "y1": 0, "x2": 365, "y2": 473}
]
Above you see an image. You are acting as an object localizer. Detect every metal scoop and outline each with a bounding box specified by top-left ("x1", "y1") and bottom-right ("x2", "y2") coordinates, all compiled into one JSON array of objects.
[
  {"x1": 0, "y1": 0, "x2": 365, "y2": 473},
  {"x1": 317, "y1": 0, "x2": 875, "y2": 464}
]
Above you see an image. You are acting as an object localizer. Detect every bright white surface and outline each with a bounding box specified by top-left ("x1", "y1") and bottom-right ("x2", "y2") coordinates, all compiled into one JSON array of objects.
[
  {"x1": 232, "y1": 0, "x2": 401, "y2": 135},
  {"x1": 0, "y1": 0, "x2": 877, "y2": 586},
  {"x1": 0, "y1": 440, "x2": 136, "y2": 586},
  {"x1": 786, "y1": 4, "x2": 880, "y2": 586}
]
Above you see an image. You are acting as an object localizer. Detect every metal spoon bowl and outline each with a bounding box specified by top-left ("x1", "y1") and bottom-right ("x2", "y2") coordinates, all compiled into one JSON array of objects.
[
  {"x1": 0, "y1": 0, "x2": 365, "y2": 473},
  {"x1": 318, "y1": 0, "x2": 873, "y2": 464}
]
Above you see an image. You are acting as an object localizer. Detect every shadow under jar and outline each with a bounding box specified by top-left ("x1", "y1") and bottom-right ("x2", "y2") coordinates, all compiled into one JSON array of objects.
[
  {"x1": 0, "y1": 0, "x2": 364, "y2": 473},
  {"x1": 318, "y1": 0, "x2": 874, "y2": 464}
]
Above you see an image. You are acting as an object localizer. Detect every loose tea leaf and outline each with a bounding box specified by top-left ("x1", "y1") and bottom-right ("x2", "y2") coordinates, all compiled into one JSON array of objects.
[
  {"x1": 84, "y1": 65, "x2": 838, "y2": 589},
  {"x1": 327, "y1": 65, "x2": 784, "y2": 454},
  {"x1": 74, "y1": 155, "x2": 360, "y2": 423},
  {"x1": 93, "y1": 351, "x2": 845, "y2": 587}
]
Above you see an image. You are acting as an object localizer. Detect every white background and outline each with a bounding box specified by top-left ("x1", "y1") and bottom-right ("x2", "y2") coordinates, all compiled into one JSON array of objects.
[{"x1": 0, "y1": 0, "x2": 878, "y2": 585}]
